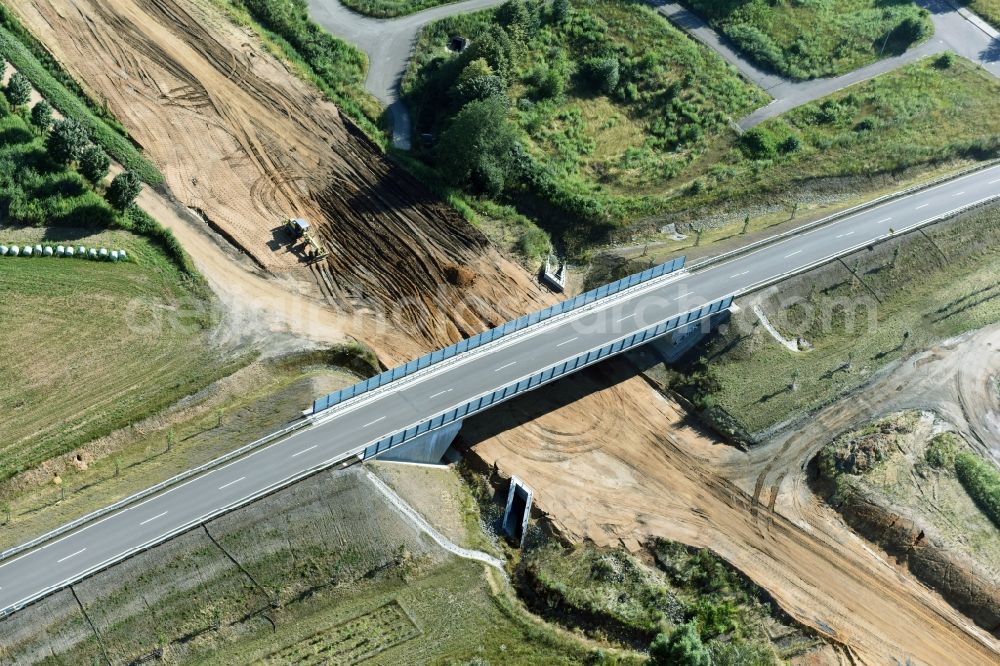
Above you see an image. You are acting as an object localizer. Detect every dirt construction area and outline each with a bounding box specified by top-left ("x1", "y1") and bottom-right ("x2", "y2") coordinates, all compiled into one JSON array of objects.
[{"x1": 10, "y1": 0, "x2": 551, "y2": 358}]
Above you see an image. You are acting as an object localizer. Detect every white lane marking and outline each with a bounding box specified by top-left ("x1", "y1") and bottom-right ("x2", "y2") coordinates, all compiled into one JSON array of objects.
[
  {"x1": 494, "y1": 361, "x2": 517, "y2": 372},
  {"x1": 56, "y1": 548, "x2": 86, "y2": 564},
  {"x1": 672, "y1": 294, "x2": 687, "y2": 301},
  {"x1": 954, "y1": 191, "x2": 965, "y2": 196},
  {"x1": 291, "y1": 445, "x2": 318, "y2": 458},
  {"x1": 730, "y1": 270, "x2": 749, "y2": 278},
  {"x1": 784, "y1": 250, "x2": 802, "y2": 258},
  {"x1": 990, "y1": 178, "x2": 1000, "y2": 184},
  {"x1": 836, "y1": 231, "x2": 854, "y2": 239},
  {"x1": 555, "y1": 337, "x2": 578, "y2": 347},
  {"x1": 139, "y1": 511, "x2": 167, "y2": 526},
  {"x1": 362, "y1": 416, "x2": 386, "y2": 428},
  {"x1": 429, "y1": 388, "x2": 453, "y2": 399},
  {"x1": 616, "y1": 313, "x2": 635, "y2": 322},
  {"x1": 915, "y1": 203, "x2": 929, "y2": 209},
  {"x1": 218, "y1": 476, "x2": 246, "y2": 491},
  {"x1": 876, "y1": 217, "x2": 892, "y2": 223}
]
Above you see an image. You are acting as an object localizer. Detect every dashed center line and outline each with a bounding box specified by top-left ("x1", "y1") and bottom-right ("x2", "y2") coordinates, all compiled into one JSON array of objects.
[
  {"x1": 784, "y1": 250, "x2": 802, "y2": 258},
  {"x1": 616, "y1": 313, "x2": 635, "y2": 322},
  {"x1": 556, "y1": 337, "x2": 578, "y2": 347},
  {"x1": 672, "y1": 293, "x2": 688, "y2": 301},
  {"x1": 362, "y1": 416, "x2": 386, "y2": 428},
  {"x1": 915, "y1": 203, "x2": 929, "y2": 210},
  {"x1": 139, "y1": 511, "x2": 168, "y2": 526},
  {"x1": 836, "y1": 231, "x2": 854, "y2": 239},
  {"x1": 57, "y1": 548, "x2": 86, "y2": 564},
  {"x1": 291, "y1": 445, "x2": 318, "y2": 458},
  {"x1": 494, "y1": 361, "x2": 517, "y2": 372},
  {"x1": 876, "y1": 217, "x2": 892, "y2": 223},
  {"x1": 730, "y1": 270, "x2": 749, "y2": 278},
  {"x1": 954, "y1": 191, "x2": 965, "y2": 196},
  {"x1": 218, "y1": 476, "x2": 245, "y2": 491},
  {"x1": 429, "y1": 388, "x2": 453, "y2": 399},
  {"x1": 991, "y1": 178, "x2": 1000, "y2": 184}
]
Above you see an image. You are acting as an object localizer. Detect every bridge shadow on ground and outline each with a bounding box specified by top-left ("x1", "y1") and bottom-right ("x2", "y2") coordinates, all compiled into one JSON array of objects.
[{"x1": 457, "y1": 353, "x2": 714, "y2": 455}]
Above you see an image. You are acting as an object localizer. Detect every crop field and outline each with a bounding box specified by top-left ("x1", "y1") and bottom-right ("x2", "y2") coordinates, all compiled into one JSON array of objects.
[
  {"x1": 687, "y1": 204, "x2": 1000, "y2": 437},
  {"x1": 684, "y1": 0, "x2": 931, "y2": 79},
  {"x1": 0, "y1": 468, "x2": 600, "y2": 665},
  {"x1": 0, "y1": 225, "x2": 243, "y2": 484}
]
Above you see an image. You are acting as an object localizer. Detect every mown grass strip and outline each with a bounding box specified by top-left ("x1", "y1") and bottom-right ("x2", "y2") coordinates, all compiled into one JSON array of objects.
[{"x1": 955, "y1": 452, "x2": 1000, "y2": 530}]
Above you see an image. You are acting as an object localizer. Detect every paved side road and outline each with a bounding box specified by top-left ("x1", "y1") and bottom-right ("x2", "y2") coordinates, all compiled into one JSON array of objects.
[
  {"x1": 653, "y1": 0, "x2": 1000, "y2": 129},
  {"x1": 3, "y1": 162, "x2": 1000, "y2": 617},
  {"x1": 307, "y1": 0, "x2": 506, "y2": 149}
]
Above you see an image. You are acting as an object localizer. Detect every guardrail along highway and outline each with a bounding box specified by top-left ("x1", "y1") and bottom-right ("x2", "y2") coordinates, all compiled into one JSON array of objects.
[{"x1": 2, "y1": 161, "x2": 999, "y2": 617}]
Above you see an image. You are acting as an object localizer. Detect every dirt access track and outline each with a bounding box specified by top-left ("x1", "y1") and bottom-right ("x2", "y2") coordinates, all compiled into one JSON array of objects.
[{"x1": 12, "y1": 0, "x2": 550, "y2": 358}]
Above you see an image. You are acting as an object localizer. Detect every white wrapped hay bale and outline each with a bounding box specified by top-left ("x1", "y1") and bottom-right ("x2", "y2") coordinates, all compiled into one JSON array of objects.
[
  {"x1": 0, "y1": 245, "x2": 7, "y2": 256},
  {"x1": 56, "y1": 245, "x2": 65, "y2": 256},
  {"x1": 110, "y1": 250, "x2": 119, "y2": 262},
  {"x1": 88, "y1": 248, "x2": 98, "y2": 259},
  {"x1": 77, "y1": 246, "x2": 86, "y2": 257},
  {"x1": 43, "y1": 246, "x2": 53, "y2": 257},
  {"x1": 9, "y1": 245, "x2": 19, "y2": 256},
  {"x1": 118, "y1": 250, "x2": 127, "y2": 261},
  {"x1": 65, "y1": 246, "x2": 74, "y2": 257},
  {"x1": 99, "y1": 248, "x2": 109, "y2": 260},
  {"x1": 22, "y1": 245, "x2": 32, "y2": 256},
  {"x1": 33, "y1": 244, "x2": 42, "y2": 256}
]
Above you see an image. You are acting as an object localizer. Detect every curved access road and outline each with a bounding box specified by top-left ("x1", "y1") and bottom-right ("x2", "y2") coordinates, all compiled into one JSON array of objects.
[
  {"x1": 2, "y1": 162, "x2": 1000, "y2": 618},
  {"x1": 307, "y1": 0, "x2": 506, "y2": 149}
]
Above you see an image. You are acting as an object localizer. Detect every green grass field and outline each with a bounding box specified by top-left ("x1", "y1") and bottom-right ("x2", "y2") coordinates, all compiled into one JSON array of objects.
[
  {"x1": 0, "y1": 226, "x2": 243, "y2": 483},
  {"x1": 684, "y1": 0, "x2": 932, "y2": 79},
  {"x1": 688, "y1": 205, "x2": 1000, "y2": 437}
]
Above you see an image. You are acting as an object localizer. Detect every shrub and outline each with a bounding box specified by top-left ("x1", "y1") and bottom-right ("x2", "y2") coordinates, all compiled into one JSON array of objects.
[
  {"x1": 925, "y1": 433, "x2": 960, "y2": 469},
  {"x1": 778, "y1": 134, "x2": 800, "y2": 154},
  {"x1": 30, "y1": 99, "x2": 51, "y2": 130},
  {"x1": 649, "y1": 623, "x2": 711, "y2": 666},
  {"x1": 935, "y1": 52, "x2": 955, "y2": 69},
  {"x1": 533, "y1": 67, "x2": 566, "y2": 99},
  {"x1": 79, "y1": 144, "x2": 110, "y2": 184},
  {"x1": 551, "y1": 0, "x2": 569, "y2": 24},
  {"x1": 739, "y1": 127, "x2": 777, "y2": 159},
  {"x1": 890, "y1": 16, "x2": 930, "y2": 49},
  {"x1": 46, "y1": 117, "x2": 89, "y2": 164},
  {"x1": 583, "y1": 56, "x2": 619, "y2": 95},
  {"x1": 452, "y1": 59, "x2": 506, "y2": 103},
  {"x1": 5, "y1": 71, "x2": 31, "y2": 106},
  {"x1": 955, "y1": 452, "x2": 1000, "y2": 529},
  {"x1": 107, "y1": 170, "x2": 141, "y2": 210}
]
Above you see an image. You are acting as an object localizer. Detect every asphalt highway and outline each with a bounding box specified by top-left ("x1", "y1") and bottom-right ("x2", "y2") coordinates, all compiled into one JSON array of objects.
[{"x1": 2, "y1": 163, "x2": 999, "y2": 615}]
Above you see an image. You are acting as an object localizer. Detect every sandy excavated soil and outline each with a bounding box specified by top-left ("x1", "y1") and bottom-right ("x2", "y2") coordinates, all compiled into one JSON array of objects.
[
  {"x1": 462, "y1": 357, "x2": 1000, "y2": 664},
  {"x1": 13, "y1": 0, "x2": 550, "y2": 358}
]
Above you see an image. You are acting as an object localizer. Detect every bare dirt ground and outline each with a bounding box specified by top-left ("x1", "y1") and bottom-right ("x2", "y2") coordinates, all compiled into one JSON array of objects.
[
  {"x1": 462, "y1": 353, "x2": 1000, "y2": 664},
  {"x1": 12, "y1": 0, "x2": 551, "y2": 359}
]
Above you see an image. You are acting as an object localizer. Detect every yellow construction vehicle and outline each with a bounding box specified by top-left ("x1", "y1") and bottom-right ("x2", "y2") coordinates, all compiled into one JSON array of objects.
[{"x1": 285, "y1": 218, "x2": 329, "y2": 260}]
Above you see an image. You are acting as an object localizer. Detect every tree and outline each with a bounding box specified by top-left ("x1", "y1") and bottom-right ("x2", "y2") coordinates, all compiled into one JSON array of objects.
[
  {"x1": 6, "y1": 72, "x2": 31, "y2": 107},
  {"x1": 452, "y1": 59, "x2": 506, "y2": 103},
  {"x1": 649, "y1": 623, "x2": 711, "y2": 666},
  {"x1": 741, "y1": 213, "x2": 750, "y2": 235},
  {"x1": 30, "y1": 99, "x2": 53, "y2": 130},
  {"x1": 79, "y1": 144, "x2": 110, "y2": 184},
  {"x1": 496, "y1": 0, "x2": 538, "y2": 41},
  {"x1": 462, "y1": 24, "x2": 515, "y2": 78},
  {"x1": 107, "y1": 170, "x2": 142, "y2": 210},
  {"x1": 46, "y1": 117, "x2": 89, "y2": 164},
  {"x1": 551, "y1": 0, "x2": 570, "y2": 23},
  {"x1": 435, "y1": 95, "x2": 521, "y2": 195}
]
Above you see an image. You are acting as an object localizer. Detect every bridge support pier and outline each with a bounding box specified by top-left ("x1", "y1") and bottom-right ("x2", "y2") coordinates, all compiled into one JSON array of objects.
[{"x1": 375, "y1": 420, "x2": 462, "y2": 465}]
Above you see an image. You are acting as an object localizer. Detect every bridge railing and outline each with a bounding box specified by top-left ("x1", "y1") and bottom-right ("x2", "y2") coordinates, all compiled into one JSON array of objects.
[
  {"x1": 360, "y1": 294, "x2": 733, "y2": 459},
  {"x1": 312, "y1": 256, "x2": 686, "y2": 414}
]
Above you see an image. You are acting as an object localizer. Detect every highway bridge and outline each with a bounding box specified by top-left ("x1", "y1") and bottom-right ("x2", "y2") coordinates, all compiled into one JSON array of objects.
[{"x1": 1, "y1": 162, "x2": 999, "y2": 617}]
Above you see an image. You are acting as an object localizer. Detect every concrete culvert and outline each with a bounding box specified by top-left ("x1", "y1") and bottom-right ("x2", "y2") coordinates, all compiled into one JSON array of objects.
[{"x1": 43, "y1": 246, "x2": 53, "y2": 257}]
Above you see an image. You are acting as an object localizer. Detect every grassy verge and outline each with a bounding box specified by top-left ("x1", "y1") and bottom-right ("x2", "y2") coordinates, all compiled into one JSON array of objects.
[
  {"x1": 0, "y1": 7, "x2": 162, "y2": 184},
  {"x1": 340, "y1": 0, "x2": 456, "y2": 18},
  {"x1": 219, "y1": 0, "x2": 385, "y2": 144},
  {"x1": 683, "y1": 0, "x2": 932, "y2": 79},
  {"x1": 956, "y1": 451, "x2": 1000, "y2": 530},
  {"x1": 682, "y1": 204, "x2": 1000, "y2": 438},
  {"x1": 519, "y1": 540, "x2": 820, "y2": 662},
  {"x1": 962, "y1": 0, "x2": 1000, "y2": 29},
  {"x1": 0, "y1": 225, "x2": 246, "y2": 486}
]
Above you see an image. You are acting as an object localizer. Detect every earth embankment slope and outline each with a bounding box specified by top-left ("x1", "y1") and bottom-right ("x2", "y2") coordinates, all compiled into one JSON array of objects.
[{"x1": 10, "y1": 0, "x2": 550, "y2": 357}]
